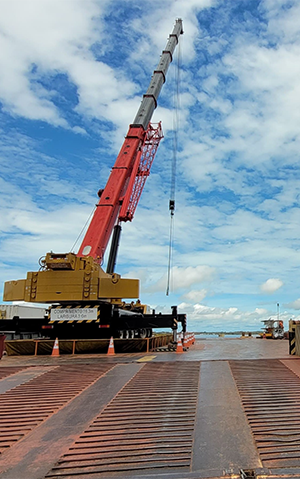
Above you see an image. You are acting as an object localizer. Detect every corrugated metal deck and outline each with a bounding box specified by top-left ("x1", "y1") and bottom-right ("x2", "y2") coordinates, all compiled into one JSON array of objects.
[
  {"x1": 0, "y1": 338, "x2": 299, "y2": 479},
  {"x1": 231, "y1": 359, "x2": 300, "y2": 469},
  {"x1": 0, "y1": 364, "x2": 114, "y2": 455},
  {"x1": 46, "y1": 362, "x2": 200, "y2": 477}
]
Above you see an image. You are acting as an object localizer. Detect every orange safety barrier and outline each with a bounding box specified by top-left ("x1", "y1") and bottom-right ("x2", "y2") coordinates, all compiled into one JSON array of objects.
[
  {"x1": 5, "y1": 334, "x2": 174, "y2": 356},
  {"x1": 182, "y1": 333, "x2": 195, "y2": 349}
]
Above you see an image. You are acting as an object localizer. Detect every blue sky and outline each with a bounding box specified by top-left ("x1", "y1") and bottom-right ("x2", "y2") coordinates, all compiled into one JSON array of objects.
[{"x1": 1, "y1": 0, "x2": 300, "y2": 332}]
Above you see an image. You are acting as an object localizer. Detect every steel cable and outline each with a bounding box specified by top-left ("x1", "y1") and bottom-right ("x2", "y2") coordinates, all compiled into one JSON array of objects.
[
  {"x1": 70, "y1": 206, "x2": 96, "y2": 253},
  {"x1": 166, "y1": 40, "x2": 181, "y2": 295}
]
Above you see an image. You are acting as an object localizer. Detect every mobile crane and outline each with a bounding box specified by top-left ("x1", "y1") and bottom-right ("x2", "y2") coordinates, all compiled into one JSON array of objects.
[
  {"x1": 2, "y1": 19, "x2": 186, "y2": 340},
  {"x1": 260, "y1": 318, "x2": 284, "y2": 339}
]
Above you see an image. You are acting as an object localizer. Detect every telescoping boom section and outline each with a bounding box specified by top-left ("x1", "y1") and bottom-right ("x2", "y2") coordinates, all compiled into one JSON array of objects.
[{"x1": 3, "y1": 20, "x2": 185, "y2": 339}]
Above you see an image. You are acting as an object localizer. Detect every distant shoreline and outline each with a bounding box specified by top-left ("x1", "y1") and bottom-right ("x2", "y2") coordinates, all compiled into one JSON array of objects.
[{"x1": 194, "y1": 331, "x2": 261, "y2": 335}]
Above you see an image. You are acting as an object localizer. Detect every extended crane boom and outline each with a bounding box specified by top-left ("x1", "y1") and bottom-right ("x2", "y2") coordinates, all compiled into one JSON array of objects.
[{"x1": 77, "y1": 19, "x2": 183, "y2": 266}]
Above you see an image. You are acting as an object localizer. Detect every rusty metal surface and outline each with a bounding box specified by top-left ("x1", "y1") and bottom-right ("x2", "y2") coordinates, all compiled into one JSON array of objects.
[
  {"x1": 0, "y1": 364, "x2": 113, "y2": 455},
  {"x1": 230, "y1": 359, "x2": 300, "y2": 469},
  {"x1": 192, "y1": 361, "x2": 261, "y2": 473},
  {"x1": 0, "y1": 366, "x2": 27, "y2": 379},
  {"x1": 0, "y1": 366, "x2": 56, "y2": 395},
  {"x1": 1, "y1": 346, "x2": 298, "y2": 479},
  {"x1": 0, "y1": 353, "x2": 143, "y2": 367},
  {"x1": 259, "y1": 469, "x2": 300, "y2": 478},
  {"x1": 282, "y1": 358, "x2": 300, "y2": 380},
  {"x1": 45, "y1": 362, "x2": 200, "y2": 477},
  {"x1": 0, "y1": 364, "x2": 142, "y2": 479}
]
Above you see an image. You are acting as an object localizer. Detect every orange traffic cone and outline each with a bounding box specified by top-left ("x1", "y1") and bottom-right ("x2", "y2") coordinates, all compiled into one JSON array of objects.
[
  {"x1": 107, "y1": 336, "x2": 115, "y2": 356},
  {"x1": 176, "y1": 337, "x2": 184, "y2": 353},
  {"x1": 51, "y1": 337, "x2": 60, "y2": 357}
]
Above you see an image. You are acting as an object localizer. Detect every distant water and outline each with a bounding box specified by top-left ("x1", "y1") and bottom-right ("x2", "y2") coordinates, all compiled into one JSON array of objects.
[{"x1": 195, "y1": 333, "x2": 250, "y2": 339}]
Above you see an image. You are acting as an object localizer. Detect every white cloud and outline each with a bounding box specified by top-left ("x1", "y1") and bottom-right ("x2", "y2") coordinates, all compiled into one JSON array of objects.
[
  {"x1": 175, "y1": 301, "x2": 294, "y2": 332},
  {"x1": 286, "y1": 298, "x2": 300, "y2": 310},
  {"x1": 262, "y1": 0, "x2": 300, "y2": 43},
  {"x1": 260, "y1": 278, "x2": 283, "y2": 294},
  {"x1": 130, "y1": 0, "x2": 214, "y2": 62},
  {"x1": 176, "y1": 1, "x2": 300, "y2": 205},
  {"x1": 182, "y1": 289, "x2": 207, "y2": 302},
  {"x1": 0, "y1": 0, "x2": 215, "y2": 136},
  {"x1": 146, "y1": 265, "x2": 215, "y2": 293},
  {"x1": 0, "y1": 0, "x2": 136, "y2": 132},
  {"x1": 255, "y1": 308, "x2": 268, "y2": 315}
]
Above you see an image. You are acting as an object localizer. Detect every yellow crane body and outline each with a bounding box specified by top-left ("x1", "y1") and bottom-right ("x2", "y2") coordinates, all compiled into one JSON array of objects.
[{"x1": 3, "y1": 253, "x2": 139, "y2": 305}]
